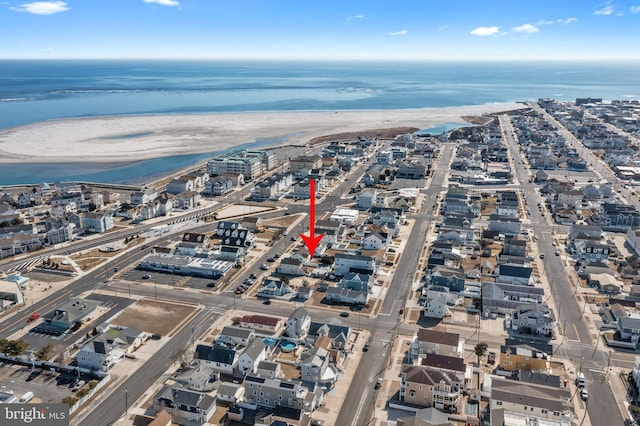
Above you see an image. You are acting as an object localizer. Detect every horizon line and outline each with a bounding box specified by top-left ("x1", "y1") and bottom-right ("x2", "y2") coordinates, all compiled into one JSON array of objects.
[{"x1": 2, "y1": 57, "x2": 640, "y2": 62}]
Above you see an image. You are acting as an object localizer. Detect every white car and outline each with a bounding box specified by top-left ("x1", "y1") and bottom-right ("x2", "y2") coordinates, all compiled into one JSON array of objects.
[{"x1": 580, "y1": 388, "x2": 589, "y2": 401}]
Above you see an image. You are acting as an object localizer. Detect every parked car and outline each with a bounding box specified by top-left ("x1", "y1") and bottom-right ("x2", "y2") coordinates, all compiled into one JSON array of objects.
[
  {"x1": 554, "y1": 251, "x2": 560, "y2": 256},
  {"x1": 580, "y1": 388, "x2": 589, "y2": 401},
  {"x1": 339, "y1": 311, "x2": 350, "y2": 318},
  {"x1": 142, "y1": 274, "x2": 151, "y2": 279},
  {"x1": 267, "y1": 257, "x2": 275, "y2": 262},
  {"x1": 72, "y1": 380, "x2": 85, "y2": 392},
  {"x1": 263, "y1": 299, "x2": 272, "y2": 305},
  {"x1": 250, "y1": 273, "x2": 257, "y2": 279},
  {"x1": 363, "y1": 343, "x2": 370, "y2": 352},
  {"x1": 260, "y1": 264, "x2": 269, "y2": 270},
  {"x1": 206, "y1": 282, "x2": 216, "y2": 288},
  {"x1": 487, "y1": 352, "x2": 496, "y2": 365},
  {"x1": 539, "y1": 253, "x2": 545, "y2": 259},
  {"x1": 26, "y1": 369, "x2": 41, "y2": 381},
  {"x1": 151, "y1": 333, "x2": 162, "y2": 340}
]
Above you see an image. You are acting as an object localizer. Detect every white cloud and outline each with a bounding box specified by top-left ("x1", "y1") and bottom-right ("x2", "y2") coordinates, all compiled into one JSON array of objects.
[
  {"x1": 595, "y1": 5, "x2": 614, "y2": 15},
  {"x1": 347, "y1": 14, "x2": 364, "y2": 20},
  {"x1": 388, "y1": 30, "x2": 408, "y2": 36},
  {"x1": 559, "y1": 17, "x2": 577, "y2": 24},
  {"x1": 11, "y1": 1, "x2": 69, "y2": 15},
  {"x1": 512, "y1": 23, "x2": 539, "y2": 33},
  {"x1": 631, "y1": 6, "x2": 640, "y2": 13},
  {"x1": 470, "y1": 26, "x2": 500, "y2": 36},
  {"x1": 144, "y1": 0, "x2": 180, "y2": 6}
]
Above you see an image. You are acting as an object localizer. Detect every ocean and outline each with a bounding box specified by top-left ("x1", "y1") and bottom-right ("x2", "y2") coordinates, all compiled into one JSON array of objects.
[{"x1": 2, "y1": 60, "x2": 640, "y2": 185}]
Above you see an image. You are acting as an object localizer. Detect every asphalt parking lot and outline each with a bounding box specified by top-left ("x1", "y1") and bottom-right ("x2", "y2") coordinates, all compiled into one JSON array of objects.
[
  {"x1": 122, "y1": 269, "x2": 219, "y2": 290},
  {"x1": 0, "y1": 362, "x2": 89, "y2": 404}
]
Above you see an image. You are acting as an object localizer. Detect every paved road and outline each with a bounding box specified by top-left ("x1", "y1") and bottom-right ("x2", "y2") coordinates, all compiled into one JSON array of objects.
[
  {"x1": 336, "y1": 143, "x2": 455, "y2": 426},
  {"x1": 501, "y1": 113, "x2": 625, "y2": 425},
  {"x1": 75, "y1": 309, "x2": 213, "y2": 426}
]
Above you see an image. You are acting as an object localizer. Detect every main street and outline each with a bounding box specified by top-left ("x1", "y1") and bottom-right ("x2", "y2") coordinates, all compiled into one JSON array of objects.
[{"x1": 500, "y1": 113, "x2": 626, "y2": 425}]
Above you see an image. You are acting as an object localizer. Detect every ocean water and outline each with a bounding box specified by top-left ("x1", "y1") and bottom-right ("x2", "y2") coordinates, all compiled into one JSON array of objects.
[{"x1": 1, "y1": 60, "x2": 640, "y2": 185}]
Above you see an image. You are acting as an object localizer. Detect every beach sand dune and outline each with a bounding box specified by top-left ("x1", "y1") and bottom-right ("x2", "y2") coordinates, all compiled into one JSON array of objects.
[{"x1": 0, "y1": 104, "x2": 525, "y2": 164}]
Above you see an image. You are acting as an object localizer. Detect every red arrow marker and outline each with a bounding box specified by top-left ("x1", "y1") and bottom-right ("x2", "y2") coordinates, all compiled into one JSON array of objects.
[{"x1": 300, "y1": 179, "x2": 324, "y2": 257}]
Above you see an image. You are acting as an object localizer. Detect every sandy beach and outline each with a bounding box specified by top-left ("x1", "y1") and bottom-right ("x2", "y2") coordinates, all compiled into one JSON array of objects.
[{"x1": 0, "y1": 103, "x2": 525, "y2": 164}]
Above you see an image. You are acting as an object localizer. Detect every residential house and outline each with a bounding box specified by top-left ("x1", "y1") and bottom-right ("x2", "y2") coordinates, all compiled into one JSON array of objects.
[
  {"x1": 496, "y1": 264, "x2": 533, "y2": 286},
  {"x1": 397, "y1": 158, "x2": 429, "y2": 179},
  {"x1": 488, "y1": 214, "x2": 522, "y2": 236},
  {"x1": 329, "y1": 207, "x2": 359, "y2": 225},
  {"x1": 257, "y1": 361, "x2": 282, "y2": 379},
  {"x1": 131, "y1": 188, "x2": 158, "y2": 205},
  {"x1": 174, "y1": 190, "x2": 201, "y2": 210},
  {"x1": 362, "y1": 230, "x2": 389, "y2": 251},
  {"x1": 106, "y1": 326, "x2": 146, "y2": 354},
  {"x1": 300, "y1": 347, "x2": 338, "y2": 389},
  {"x1": 285, "y1": 307, "x2": 311, "y2": 339},
  {"x1": 217, "y1": 382, "x2": 245, "y2": 405},
  {"x1": 510, "y1": 303, "x2": 556, "y2": 336},
  {"x1": 238, "y1": 339, "x2": 270, "y2": 375},
  {"x1": 396, "y1": 407, "x2": 453, "y2": 426},
  {"x1": 242, "y1": 216, "x2": 265, "y2": 233},
  {"x1": 333, "y1": 253, "x2": 377, "y2": 276},
  {"x1": 357, "y1": 189, "x2": 377, "y2": 210},
  {"x1": 243, "y1": 374, "x2": 323, "y2": 412},
  {"x1": 489, "y1": 377, "x2": 574, "y2": 426},
  {"x1": 410, "y1": 329, "x2": 464, "y2": 362},
  {"x1": 154, "y1": 384, "x2": 217, "y2": 426},
  {"x1": 618, "y1": 316, "x2": 640, "y2": 347},
  {"x1": 256, "y1": 277, "x2": 293, "y2": 300},
  {"x1": 76, "y1": 338, "x2": 124, "y2": 372},
  {"x1": 240, "y1": 315, "x2": 282, "y2": 334},
  {"x1": 399, "y1": 365, "x2": 464, "y2": 413},
  {"x1": 166, "y1": 176, "x2": 195, "y2": 195},
  {"x1": 195, "y1": 344, "x2": 238, "y2": 375},
  {"x1": 204, "y1": 176, "x2": 235, "y2": 196},
  {"x1": 217, "y1": 326, "x2": 255, "y2": 347},
  {"x1": 429, "y1": 266, "x2": 466, "y2": 293},
  {"x1": 82, "y1": 212, "x2": 114, "y2": 233},
  {"x1": 175, "y1": 365, "x2": 219, "y2": 392},
  {"x1": 588, "y1": 272, "x2": 623, "y2": 294},
  {"x1": 276, "y1": 257, "x2": 306, "y2": 276},
  {"x1": 482, "y1": 282, "x2": 544, "y2": 315},
  {"x1": 325, "y1": 286, "x2": 369, "y2": 305},
  {"x1": 499, "y1": 341, "x2": 551, "y2": 372},
  {"x1": 423, "y1": 293, "x2": 451, "y2": 319}
]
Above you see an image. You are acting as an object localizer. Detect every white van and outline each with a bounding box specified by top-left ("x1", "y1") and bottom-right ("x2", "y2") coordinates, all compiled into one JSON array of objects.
[
  {"x1": 576, "y1": 372, "x2": 585, "y2": 387},
  {"x1": 18, "y1": 391, "x2": 34, "y2": 403}
]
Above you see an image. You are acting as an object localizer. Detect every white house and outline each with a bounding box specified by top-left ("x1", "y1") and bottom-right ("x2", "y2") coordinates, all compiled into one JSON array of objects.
[
  {"x1": 276, "y1": 257, "x2": 305, "y2": 276},
  {"x1": 76, "y1": 338, "x2": 124, "y2": 372},
  {"x1": 286, "y1": 307, "x2": 311, "y2": 339},
  {"x1": 195, "y1": 345, "x2": 238, "y2": 375},
  {"x1": 238, "y1": 340, "x2": 270, "y2": 375},
  {"x1": 334, "y1": 253, "x2": 378, "y2": 276},
  {"x1": 361, "y1": 231, "x2": 388, "y2": 251}
]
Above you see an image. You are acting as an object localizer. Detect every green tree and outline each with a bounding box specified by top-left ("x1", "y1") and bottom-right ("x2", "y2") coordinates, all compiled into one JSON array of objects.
[
  {"x1": 474, "y1": 342, "x2": 488, "y2": 388},
  {"x1": 4, "y1": 339, "x2": 29, "y2": 356},
  {"x1": 88, "y1": 202, "x2": 97, "y2": 212},
  {"x1": 35, "y1": 343, "x2": 54, "y2": 360},
  {"x1": 62, "y1": 396, "x2": 78, "y2": 406}
]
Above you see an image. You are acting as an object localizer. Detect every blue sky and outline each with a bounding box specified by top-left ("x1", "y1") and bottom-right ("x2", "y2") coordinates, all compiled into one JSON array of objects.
[{"x1": 1, "y1": 0, "x2": 640, "y2": 60}]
